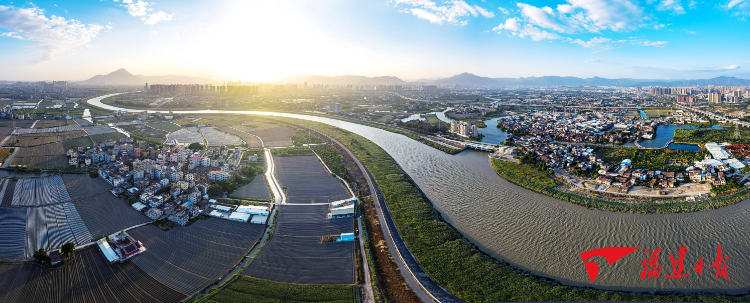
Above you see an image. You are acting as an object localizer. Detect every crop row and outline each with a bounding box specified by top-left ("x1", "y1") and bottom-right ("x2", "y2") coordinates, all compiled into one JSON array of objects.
[
  {"x1": 72, "y1": 194, "x2": 150, "y2": 239},
  {"x1": 5, "y1": 132, "x2": 85, "y2": 147},
  {"x1": 205, "y1": 275, "x2": 358, "y2": 303},
  {"x1": 275, "y1": 155, "x2": 350, "y2": 204},
  {"x1": 11, "y1": 176, "x2": 71, "y2": 206}
]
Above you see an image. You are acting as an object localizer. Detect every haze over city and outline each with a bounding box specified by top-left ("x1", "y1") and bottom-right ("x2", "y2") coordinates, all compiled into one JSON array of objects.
[{"x1": 1, "y1": 0, "x2": 750, "y2": 81}]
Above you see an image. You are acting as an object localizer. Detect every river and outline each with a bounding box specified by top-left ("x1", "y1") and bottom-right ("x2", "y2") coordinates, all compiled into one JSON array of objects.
[{"x1": 89, "y1": 93, "x2": 750, "y2": 294}]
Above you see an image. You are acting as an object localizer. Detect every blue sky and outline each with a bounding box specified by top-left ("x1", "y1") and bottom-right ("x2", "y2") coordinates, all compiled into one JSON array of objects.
[{"x1": 0, "y1": 0, "x2": 749, "y2": 81}]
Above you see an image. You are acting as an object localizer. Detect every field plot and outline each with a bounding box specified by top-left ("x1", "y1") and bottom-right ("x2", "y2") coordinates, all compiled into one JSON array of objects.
[
  {"x1": 185, "y1": 114, "x2": 244, "y2": 127},
  {"x1": 200, "y1": 126, "x2": 243, "y2": 146},
  {"x1": 0, "y1": 127, "x2": 14, "y2": 145},
  {"x1": 24, "y1": 207, "x2": 48, "y2": 259},
  {"x1": 14, "y1": 125, "x2": 82, "y2": 134},
  {"x1": 82, "y1": 125, "x2": 116, "y2": 135},
  {"x1": 0, "y1": 208, "x2": 27, "y2": 260},
  {"x1": 147, "y1": 121, "x2": 181, "y2": 132},
  {"x1": 11, "y1": 247, "x2": 186, "y2": 303},
  {"x1": 0, "y1": 179, "x2": 12, "y2": 206},
  {"x1": 4, "y1": 131, "x2": 86, "y2": 147},
  {"x1": 0, "y1": 120, "x2": 33, "y2": 128},
  {"x1": 73, "y1": 194, "x2": 150, "y2": 239},
  {"x1": 90, "y1": 132, "x2": 126, "y2": 144},
  {"x1": 62, "y1": 136, "x2": 93, "y2": 150},
  {"x1": 206, "y1": 276, "x2": 358, "y2": 303},
  {"x1": 276, "y1": 156, "x2": 350, "y2": 204},
  {"x1": 10, "y1": 143, "x2": 67, "y2": 168},
  {"x1": 73, "y1": 118, "x2": 93, "y2": 126},
  {"x1": 11, "y1": 176, "x2": 72, "y2": 206},
  {"x1": 0, "y1": 148, "x2": 12, "y2": 165},
  {"x1": 61, "y1": 174, "x2": 112, "y2": 201},
  {"x1": 167, "y1": 127, "x2": 203, "y2": 144},
  {"x1": 0, "y1": 263, "x2": 32, "y2": 303},
  {"x1": 119, "y1": 123, "x2": 168, "y2": 141},
  {"x1": 232, "y1": 122, "x2": 295, "y2": 147},
  {"x1": 44, "y1": 204, "x2": 76, "y2": 249},
  {"x1": 33, "y1": 120, "x2": 67, "y2": 128},
  {"x1": 219, "y1": 126, "x2": 262, "y2": 147},
  {"x1": 62, "y1": 202, "x2": 93, "y2": 245},
  {"x1": 244, "y1": 205, "x2": 355, "y2": 284},
  {"x1": 128, "y1": 219, "x2": 264, "y2": 295},
  {"x1": 231, "y1": 176, "x2": 272, "y2": 200}
]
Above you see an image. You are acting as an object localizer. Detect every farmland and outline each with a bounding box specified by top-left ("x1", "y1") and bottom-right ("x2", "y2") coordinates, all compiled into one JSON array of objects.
[
  {"x1": 81, "y1": 125, "x2": 117, "y2": 135},
  {"x1": 90, "y1": 132, "x2": 126, "y2": 144},
  {"x1": 127, "y1": 218, "x2": 265, "y2": 296},
  {"x1": 72, "y1": 194, "x2": 150, "y2": 238},
  {"x1": 205, "y1": 276, "x2": 358, "y2": 303},
  {"x1": 62, "y1": 174, "x2": 113, "y2": 201},
  {"x1": 4, "y1": 131, "x2": 86, "y2": 147},
  {"x1": 62, "y1": 136, "x2": 93, "y2": 150},
  {"x1": 33, "y1": 120, "x2": 68, "y2": 128},
  {"x1": 244, "y1": 205, "x2": 355, "y2": 284},
  {"x1": 10, "y1": 142, "x2": 68, "y2": 168},
  {"x1": 219, "y1": 126, "x2": 263, "y2": 147},
  {"x1": 147, "y1": 121, "x2": 182, "y2": 132},
  {"x1": 0, "y1": 148, "x2": 12, "y2": 165},
  {"x1": 167, "y1": 127, "x2": 203, "y2": 144},
  {"x1": 230, "y1": 176, "x2": 272, "y2": 200},
  {"x1": 274, "y1": 155, "x2": 351, "y2": 204},
  {"x1": 230, "y1": 122, "x2": 295, "y2": 147},
  {"x1": 0, "y1": 207, "x2": 27, "y2": 260},
  {"x1": 119, "y1": 123, "x2": 169, "y2": 141},
  {"x1": 200, "y1": 126, "x2": 243, "y2": 146},
  {"x1": 8, "y1": 247, "x2": 186, "y2": 303},
  {"x1": 311, "y1": 144, "x2": 352, "y2": 183}
]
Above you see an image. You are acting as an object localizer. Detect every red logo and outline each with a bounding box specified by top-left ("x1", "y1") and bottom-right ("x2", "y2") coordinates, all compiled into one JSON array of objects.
[{"x1": 580, "y1": 247, "x2": 640, "y2": 282}]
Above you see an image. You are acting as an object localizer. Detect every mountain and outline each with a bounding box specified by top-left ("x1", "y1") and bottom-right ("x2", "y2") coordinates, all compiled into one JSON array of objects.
[
  {"x1": 81, "y1": 68, "x2": 144, "y2": 85},
  {"x1": 416, "y1": 73, "x2": 750, "y2": 87},
  {"x1": 281, "y1": 75, "x2": 408, "y2": 85},
  {"x1": 81, "y1": 69, "x2": 219, "y2": 85}
]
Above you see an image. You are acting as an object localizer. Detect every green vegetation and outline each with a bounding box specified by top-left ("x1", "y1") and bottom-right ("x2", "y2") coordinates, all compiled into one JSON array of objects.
[
  {"x1": 286, "y1": 118, "x2": 750, "y2": 302},
  {"x1": 0, "y1": 148, "x2": 13, "y2": 164},
  {"x1": 674, "y1": 127, "x2": 750, "y2": 144},
  {"x1": 90, "y1": 132, "x2": 127, "y2": 144},
  {"x1": 61, "y1": 242, "x2": 75, "y2": 259},
  {"x1": 594, "y1": 147, "x2": 707, "y2": 172},
  {"x1": 147, "y1": 121, "x2": 182, "y2": 132},
  {"x1": 208, "y1": 172, "x2": 259, "y2": 197},
  {"x1": 202, "y1": 276, "x2": 357, "y2": 303},
  {"x1": 130, "y1": 133, "x2": 163, "y2": 148},
  {"x1": 311, "y1": 144, "x2": 352, "y2": 182},
  {"x1": 189, "y1": 142, "x2": 205, "y2": 150},
  {"x1": 291, "y1": 129, "x2": 325, "y2": 145},
  {"x1": 62, "y1": 136, "x2": 93, "y2": 151},
  {"x1": 471, "y1": 121, "x2": 487, "y2": 128},
  {"x1": 711, "y1": 179, "x2": 743, "y2": 194},
  {"x1": 271, "y1": 146, "x2": 314, "y2": 157},
  {"x1": 33, "y1": 248, "x2": 49, "y2": 264}
]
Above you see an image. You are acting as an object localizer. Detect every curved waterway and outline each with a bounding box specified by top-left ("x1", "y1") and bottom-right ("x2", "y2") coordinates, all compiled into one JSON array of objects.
[{"x1": 90, "y1": 93, "x2": 750, "y2": 294}]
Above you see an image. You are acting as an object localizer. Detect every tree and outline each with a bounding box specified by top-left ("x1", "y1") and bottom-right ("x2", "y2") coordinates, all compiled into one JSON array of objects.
[
  {"x1": 33, "y1": 248, "x2": 49, "y2": 264},
  {"x1": 61, "y1": 242, "x2": 76, "y2": 259},
  {"x1": 208, "y1": 184, "x2": 224, "y2": 197},
  {"x1": 189, "y1": 142, "x2": 205, "y2": 150},
  {"x1": 89, "y1": 170, "x2": 99, "y2": 178}
]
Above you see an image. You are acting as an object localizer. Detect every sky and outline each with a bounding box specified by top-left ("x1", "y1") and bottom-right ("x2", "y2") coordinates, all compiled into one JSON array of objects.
[{"x1": 0, "y1": 0, "x2": 749, "y2": 82}]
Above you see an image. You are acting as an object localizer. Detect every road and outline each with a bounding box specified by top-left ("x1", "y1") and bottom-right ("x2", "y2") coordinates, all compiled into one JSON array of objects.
[
  {"x1": 264, "y1": 148, "x2": 285, "y2": 204},
  {"x1": 316, "y1": 129, "x2": 463, "y2": 303}
]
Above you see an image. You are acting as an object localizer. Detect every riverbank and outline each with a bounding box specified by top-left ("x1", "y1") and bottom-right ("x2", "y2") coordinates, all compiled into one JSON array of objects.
[
  {"x1": 491, "y1": 158, "x2": 750, "y2": 214},
  {"x1": 287, "y1": 119, "x2": 750, "y2": 302}
]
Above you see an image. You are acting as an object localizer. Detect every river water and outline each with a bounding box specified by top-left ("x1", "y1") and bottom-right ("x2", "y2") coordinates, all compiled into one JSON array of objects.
[{"x1": 90, "y1": 93, "x2": 750, "y2": 294}]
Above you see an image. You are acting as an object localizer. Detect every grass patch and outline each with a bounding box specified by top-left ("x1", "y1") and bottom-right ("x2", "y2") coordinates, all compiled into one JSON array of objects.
[
  {"x1": 90, "y1": 132, "x2": 127, "y2": 144},
  {"x1": 674, "y1": 127, "x2": 750, "y2": 144},
  {"x1": 270, "y1": 146, "x2": 314, "y2": 157},
  {"x1": 311, "y1": 144, "x2": 352, "y2": 182},
  {"x1": 147, "y1": 121, "x2": 182, "y2": 132},
  {"x1": 62, "y1": 136, "x2": 93, "y2": 151},
  {"x1": 0, "y1": 148, "x2": 12, "y2": 164},
  {"x1": 594, "y1": 147, "x2": 707, "y2": 172}
]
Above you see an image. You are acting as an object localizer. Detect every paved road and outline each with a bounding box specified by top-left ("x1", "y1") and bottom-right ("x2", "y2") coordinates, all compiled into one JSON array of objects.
[{"x1": 316, "y1": 129, "x2": 464, "y2": 303}]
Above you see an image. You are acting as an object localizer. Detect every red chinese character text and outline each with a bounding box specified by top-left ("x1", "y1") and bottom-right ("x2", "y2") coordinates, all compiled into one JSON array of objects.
[
  {"x1": 666, "y1": 245, "x2": 689, "y2": 279},
  {"x1": 709, "y1": 245, "x2": 730, "y2": 280},
  {"x1": 640, "y1": 248, "x2": 662, "y2": 279}
]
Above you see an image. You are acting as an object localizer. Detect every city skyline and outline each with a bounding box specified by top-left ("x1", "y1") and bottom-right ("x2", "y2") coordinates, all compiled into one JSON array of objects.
[{"x1": 0, "y1": 0, "x2": 749, "y2": 81}]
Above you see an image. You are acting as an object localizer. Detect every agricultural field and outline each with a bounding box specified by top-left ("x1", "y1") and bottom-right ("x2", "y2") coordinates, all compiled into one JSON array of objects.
[
  {"x1": 119, "y1": 123, "x2": 169, "y2": 141},
  {"x1": 10, "y1": 176, "x2": 71, "y2": 206},
  {"x1": 219, "y1": 126, "x2": 263, "y2": 147},
  {"x1": 127, "y1": 218, "x2": 265, "y2": 295},
  {"x1": 244, "y1": 204, "x2": 355, "y2": 284},
  {"x1": 206, "y1": 276, "x2": 358, "y2": 303},
  {"x1": 20, "y1": 203, "x2": 92, "y2": 259},
  {"x1": 72, "y1": 194, "x2": 150, "y2": 238},
  {"x1": 200, "y1": 126, "x2": 243, "y2": 146},
  {"x1": 167, "y1": 127, "x2": 203, "y2": 144},
  {"x1": 231, "y1": 122, "x2": 296, "y2": 147},
  {"x1": 0, "y1": 207, "x2": 27, "y2": 260},
  {"x1": 147, "y1": 121, "x2": 182, "y2": 132},
  {"x1": 10, "y1": 142, "x2": 68, "y2": 168},
  {"x1": 275, "y1": 156, "x2": 351, "y2": 204},
  {"x1": 311, "y1": 144, "x2": 352, "y2": 183},
  {"x1": 33, "y1": 120, "x2": 67, "y2": 128},
  {"x1": 74, "y1": 118, "x2": 93, "y2": 126},
  {"x1": 0, "y1": 148, "x2": 12, "y2": 165},
  {"x1": 89, "y1": 132, "x2": 126, "y2": 144},
  {"x1": 0, "y1": 263, "x2": 31, "y2": 302},
  {"x1": 62, "y1": 136, "x2": 93, "y2": 151},
  {"x1": 4, "y1": 131, "x2": 86, "y2": 147},
  {"x1": 4, "y1": 247, "x2": 186, "y2": 303},
  {"x1": 0, "y1": 120, "x2": 33, "y2": 128},
  {"x1": 184, "y1": 114, "x2": 245, "y2": 127},
  {"x1": 81, "y1": 125, "x2": 116, "y2": 135},
  {"x1": 0, "y1": 127, "x2": 14, "y2": 143},
  {"x1": 61, "y1": 174, "x2": 113, "y2": 201},
  {"x1": 230, "y1": 175, "x2": 272, "y2": 200}
]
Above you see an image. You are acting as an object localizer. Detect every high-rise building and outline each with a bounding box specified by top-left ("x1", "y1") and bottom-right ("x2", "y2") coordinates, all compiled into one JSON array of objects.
[
  {"x1": 335, "y1": 103, "x2": 341, "y2": 113},
  {"x1": 144, "y1": 83, "x2": 149, "y2": 94},
  {"x1": 708, "y1": 92, "x2": 722, "y2": 103}
]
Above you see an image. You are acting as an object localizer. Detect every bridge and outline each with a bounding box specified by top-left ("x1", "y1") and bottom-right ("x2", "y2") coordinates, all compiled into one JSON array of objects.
[{"x1": 464, "y1": 142, "x2": 498, "y2": 151}]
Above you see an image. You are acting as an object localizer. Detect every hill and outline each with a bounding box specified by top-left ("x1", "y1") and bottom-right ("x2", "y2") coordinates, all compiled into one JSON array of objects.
[{"x1": 81, "y1": 69, "x2": 219, "y2": 85}]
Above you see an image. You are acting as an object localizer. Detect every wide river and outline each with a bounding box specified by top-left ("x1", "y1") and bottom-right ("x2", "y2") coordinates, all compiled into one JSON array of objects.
[{"x1": 91, "y1": 93, "x2": 750, "y2": 294}]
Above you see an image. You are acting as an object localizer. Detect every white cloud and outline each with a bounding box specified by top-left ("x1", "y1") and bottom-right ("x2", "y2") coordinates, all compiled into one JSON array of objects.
[
  {"x1": 636, "y1": 40, "x2": 668, "y2": 47},
  {"x1": 513, "y1": 0, "x2": 646, "y2": 34},
  {"x1": 492, "y1": 17, "x2": 520, "y2": 31},
  {"x1": 518, "y1": 24, "x2": 561, "y2": 41},
  {"x1": 717, "y1": 65, "x2": 740, "y2": 70},
  {"x1": 656, "y1": 0, "x2": 686, "y2": 14},
  {"x1": 725, "y1": 0, "x2": 750, "y2": 18},
  {"x1": 728, "y1": 0, "x2": 746, "y2": 9},
  {"x1": 498, "y1": 6, "x2": 509, "y2": 14},
  {"x1": 684, "y1": 29, "x2": 696, "y2": 34},
  {"x1": 585, "y1": 58, "x2": 601, "y2": 62},
  {"x1": 569, "y1": 36, "x2": 612, "y2": 48},
  {"x1": 142, "y1": 11, "x2": 173, "y2": 25},
  {"x1": 392, "y1": 0, "x2": 495, "y2": 25},
  {"x1": 119, "y1": 0, "x2": 173, "y2": 25},
  {"x1": 0, "y1": 5, "x2": 103, "y2": 62}
]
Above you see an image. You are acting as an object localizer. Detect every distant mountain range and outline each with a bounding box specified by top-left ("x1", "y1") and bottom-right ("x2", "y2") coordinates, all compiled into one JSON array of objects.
[
  {"x1": 81, "y1": 68, "x2": 219, "y2": 85},
  {"x1": 276, "y1": 72, "x2": 750, "y2": 87}
]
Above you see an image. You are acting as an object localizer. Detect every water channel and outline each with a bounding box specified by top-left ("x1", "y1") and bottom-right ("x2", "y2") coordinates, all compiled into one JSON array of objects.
[{"x1": 89, "y1": 93, "x2": 750, "y2": 294}]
